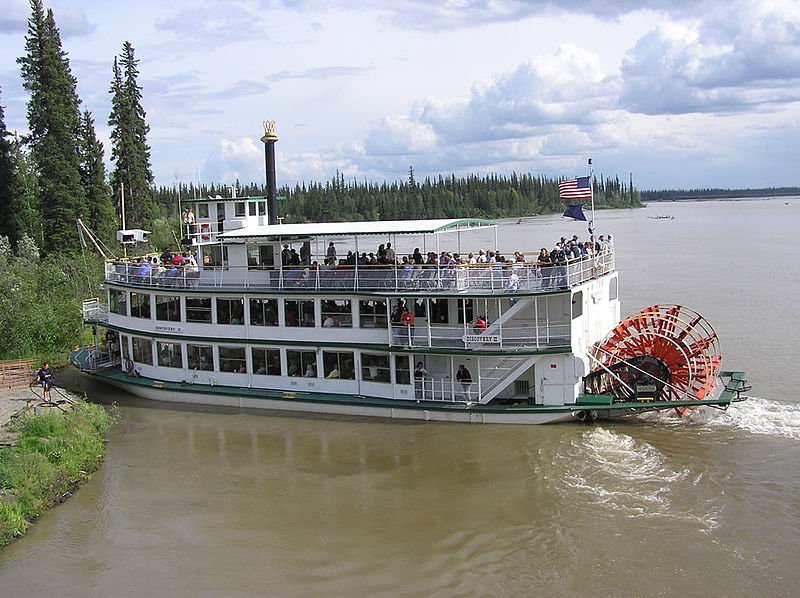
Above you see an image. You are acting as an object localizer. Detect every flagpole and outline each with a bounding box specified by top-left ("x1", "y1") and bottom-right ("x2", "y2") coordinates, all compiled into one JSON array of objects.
[{"x1": 588, "y1": 157, "x2": 595, "y2": 238}]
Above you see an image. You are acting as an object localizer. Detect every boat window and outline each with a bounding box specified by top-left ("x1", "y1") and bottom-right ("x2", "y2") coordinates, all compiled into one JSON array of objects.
[
  {"x1": 252, "y1": 347, "x2": 281, "y2": 375},
  {"x1": 248, "y1": 201, "x2": 257, "y2": 216},
  {"x1": 249, "y1": 298, "x2": 278, "y2": 326},
  {"x1": 361, "y1": 353, "x2": 390, "y2": 383},
  {"x1": 130, "y1": 292, "x2": 151, "y2": 319},
  {"x1": 155, "y1": 295, "x2": 181, "y2": 322},
  {"x1": 457, "y1": 298, "x2": 474, "y2": 324},
  {"x1": 412, "y1": 297, "x2": 427, "y2": 319},
  {"x1": 247, "y1": 244, "x2": 275, "y2": 270},
  {"x1": 187, "y1": 344, "x2": 214, "y2": 371},
  {"x1": 285, "y1": 299, "x2": 314, "y2": 327},
  {"x1": 572, "y1": 291, "x2": 583, "y2": 319},
  {"x1": 323, "y1": 351, "x2": 355, "y2": 380},
  {"x1": 395, "y1": 355, "x2": 410, "y2": 385},
  {"x1": 132, "y1": 337, "x2": 153, "y2": 365},
  {"x1": 321, "y1": 299, "x2": 352, "y2": 328},
  {"x1": 217, "y1": 297, "x2": 244, "y2": 325},
  {"x1": 287, "y1": 350, "x2": 316, "y2": 377},
  {"x1": 258, "y1": 201, "x2": 266, "y2": 215},
  {"x1": 359, "y1": 299, "x2": 387, "y2": 328},
  {"x1": 120, "y1": 334, "x2": 130, "y2": 361},
  {"x1": 429, "y1": 298, "x2": 448, "y2": 324},
  {"x1": 157, "y1": 341, "x2": 183, "y2": 368},
  {"x1": 609, "y1": 276, "x2": 618, "y2": 301},
  {"x1": 186, "y1": 297, "x2": 212, "y2": 323},
  {"x1": 219, "y1": 346, "x2": 247, "y2": 373},
  {"x1": 235, "y1": 202, "x2": 246, "y2": 217},
  {"x1": 197, "y1": 203, "x2": 209, "y2": 218},
  {"x1": 202, "y1": 245, "x2": 228, "y2": 269},
  {"x1": 109, "y1": 289, "x2": 127, "y2": 316}
]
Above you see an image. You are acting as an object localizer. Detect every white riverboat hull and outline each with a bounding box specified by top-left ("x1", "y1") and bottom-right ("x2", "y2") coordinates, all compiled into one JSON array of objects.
[{"x1": 90, "y1": 371, "x2": 579, "y2": 425}]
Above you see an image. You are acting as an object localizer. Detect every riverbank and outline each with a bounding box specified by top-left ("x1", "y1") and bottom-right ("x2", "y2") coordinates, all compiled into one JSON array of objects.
[{"x1": 0, "y1": 386, "x2": 117, "y2": 547}]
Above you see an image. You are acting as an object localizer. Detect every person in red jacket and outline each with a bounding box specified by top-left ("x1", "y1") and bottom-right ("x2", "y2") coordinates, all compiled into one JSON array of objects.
[
  {"x1": 472, "y1": 315, "x2": 487, "y2": 334},
  {"x1": 400, "y1": 307, "x2": 415, "y2": 346}
]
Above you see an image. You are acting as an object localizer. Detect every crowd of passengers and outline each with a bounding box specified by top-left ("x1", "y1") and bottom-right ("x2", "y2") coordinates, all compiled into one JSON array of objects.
[
  {"x1": 129, "y1": 248, "x2": 200, "y2": 285},
  {"x1": 280, "y1": 234, "x2": 613, "y2": 270}
]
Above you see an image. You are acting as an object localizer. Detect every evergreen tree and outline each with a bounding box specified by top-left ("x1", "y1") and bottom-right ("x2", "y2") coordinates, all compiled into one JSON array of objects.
[
  {"x1": 0, "y1": 88, "x2": 22, "y2": 244},
  {"x1": 12, "y1": 143, "x2": 41, "y2": 243},
  {"x1": 108, "y1": 42, "x2": 157, "y2": 228},
  {"x1": 78, "y1": 110, "x2": 116, "y2": 242},
  {"x1": 17, "y1": 0, "x2": 86, "y2": 253}
]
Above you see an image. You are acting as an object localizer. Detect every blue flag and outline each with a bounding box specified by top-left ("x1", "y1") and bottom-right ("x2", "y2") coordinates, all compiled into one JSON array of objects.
[{"x1": 563, "y1": 203, "x2": 587, "y2": 221}]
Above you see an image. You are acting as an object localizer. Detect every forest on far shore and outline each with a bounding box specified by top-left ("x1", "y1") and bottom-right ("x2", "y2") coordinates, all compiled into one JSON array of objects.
[{"x1": 641, "y1": 187, "x2": 799, "y2": 201}]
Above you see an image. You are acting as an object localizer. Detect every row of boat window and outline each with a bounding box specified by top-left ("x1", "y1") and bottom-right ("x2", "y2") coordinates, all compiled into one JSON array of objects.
[
  {"x1": 109, "y1": 289, "x2": 468, "y2": 327},
  {"x1": 123, "y1": 334, "x2": 409, "y2": 384}
]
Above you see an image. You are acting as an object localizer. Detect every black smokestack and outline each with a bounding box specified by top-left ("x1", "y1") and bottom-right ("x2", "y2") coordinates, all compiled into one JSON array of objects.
[{"x1": 261, "y1": 121, "x2": 279, "y2": 225}]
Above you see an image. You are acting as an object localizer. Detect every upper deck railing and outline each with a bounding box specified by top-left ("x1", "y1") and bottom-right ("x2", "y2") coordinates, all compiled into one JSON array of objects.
[{"x1": 104, "y1": 251, "x2": 614, "y2": 295}]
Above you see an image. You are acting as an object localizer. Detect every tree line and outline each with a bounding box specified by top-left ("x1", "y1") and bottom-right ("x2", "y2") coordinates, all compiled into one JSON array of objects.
[
  {"x1": 641, "y1": 187, "x2": 800, "y2": 201},
  {"x1": 154, "y1": 169, "x2": 640, "y2": 226}
]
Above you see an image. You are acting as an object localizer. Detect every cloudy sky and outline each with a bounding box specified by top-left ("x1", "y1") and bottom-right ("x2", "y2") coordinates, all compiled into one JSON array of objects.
[{"x1": 0, "y1": 0, "x2": 798, "y2": 190}]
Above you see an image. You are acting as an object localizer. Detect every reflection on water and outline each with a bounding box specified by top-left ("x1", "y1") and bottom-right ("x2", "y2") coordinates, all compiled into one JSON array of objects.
[{"x1": 1, "y1": 200, "x2": 800, "y2": 596}]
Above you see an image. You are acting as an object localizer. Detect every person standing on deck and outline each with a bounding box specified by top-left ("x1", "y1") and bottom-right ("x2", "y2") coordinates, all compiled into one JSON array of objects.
[
  {"x1": 182, "y1": 207, "x2": 195, "y2": 239},
  {"x1": 414, "y1": 361, "x2": 429, "y2": 399},
  {"x1": 400, "y1": 307, "x2": 415, "y2": 346},
  {"x1": 456, "y1": 364, "x2": 473, "y2": 403}
]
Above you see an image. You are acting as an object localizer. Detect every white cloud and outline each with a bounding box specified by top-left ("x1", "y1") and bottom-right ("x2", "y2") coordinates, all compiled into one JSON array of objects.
[
  {"x1": 620, "y1": 2, "x2": 800, "y2": 114},
  {"x1": 0, "y1": 0, "x2": 798, "y2": 190}
]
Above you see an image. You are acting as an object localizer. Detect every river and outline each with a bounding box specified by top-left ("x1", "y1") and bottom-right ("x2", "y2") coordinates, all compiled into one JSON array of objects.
[{"x1": 1, "y1": 197, "x2": 799, "y2": 596}]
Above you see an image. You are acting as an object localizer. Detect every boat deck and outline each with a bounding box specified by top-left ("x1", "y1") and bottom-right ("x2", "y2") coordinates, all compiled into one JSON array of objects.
[{"x1": 104, "y1": 252, "x2": 615, "y2": 295}]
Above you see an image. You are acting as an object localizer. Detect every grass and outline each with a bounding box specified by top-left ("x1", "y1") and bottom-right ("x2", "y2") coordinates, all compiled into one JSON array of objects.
[{"x1": 0, "y1": 399, "x2": 118, "y2": 547}]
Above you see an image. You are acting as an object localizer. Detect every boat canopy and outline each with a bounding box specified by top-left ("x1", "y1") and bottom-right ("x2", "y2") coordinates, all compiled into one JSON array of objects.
[{"x1": 218, "y1": 218, "x2": 496, "y2": 240}]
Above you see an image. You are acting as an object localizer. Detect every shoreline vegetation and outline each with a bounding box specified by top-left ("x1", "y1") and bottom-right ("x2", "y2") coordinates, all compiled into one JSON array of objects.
[
  {"x1": 641, "y1": 186, "x2": 800, "y2": 201},
  {"x1": 0, "y1": 389, "x2": 117, "y2": 547}
]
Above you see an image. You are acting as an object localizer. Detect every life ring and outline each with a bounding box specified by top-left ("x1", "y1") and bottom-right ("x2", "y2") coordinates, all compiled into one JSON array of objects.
[
  {"x1": 200, "y1": 223, "x2": 211, "y2": 242},
  {"x1": 124, "y1": 358, "x2": 135, "y2": 376}
]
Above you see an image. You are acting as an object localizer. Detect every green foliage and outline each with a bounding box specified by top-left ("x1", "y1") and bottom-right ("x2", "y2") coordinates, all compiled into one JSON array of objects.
[
  {"x1": 155, "y1": 171, "x2": 641, "y2": 223},
  {"x1": 0, "y1": 89, "x2": 22, "y2": 245},
  {"x1": 0, "y1": 401, "x2": 116, "y2": 545},
  {"x1": 108, "y1": 42, "x2": 158, "y2": 228},
  {"x1": 0, "y1": 245, "x2": 100, "y2": 359},
  {"x1": 641, "y1": 186, "x2": 800, "y2": 201},
  {"x1": 18, "y1": 0, "x2": 88, "y2": 254},
  {"x1": 78, "y1": 110, "x2": 116, "y2": 245}
]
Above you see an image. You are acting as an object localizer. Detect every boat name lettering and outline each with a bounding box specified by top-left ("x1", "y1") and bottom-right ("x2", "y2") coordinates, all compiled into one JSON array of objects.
[
  {"x1": 155, "y1": 325, "x2": 183, "y2": 333},
  {"x1": 463, "y1": 334, "x2": 500, "y2": 343}
]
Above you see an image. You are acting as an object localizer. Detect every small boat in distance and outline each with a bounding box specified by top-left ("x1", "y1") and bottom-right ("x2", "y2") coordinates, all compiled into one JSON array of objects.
[{"x1": 69, "y1": 124, "x2": 748, "y2": 424}]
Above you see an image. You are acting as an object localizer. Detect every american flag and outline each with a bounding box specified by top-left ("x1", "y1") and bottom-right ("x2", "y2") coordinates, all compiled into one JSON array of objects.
[{"x1": 558, "y1": 176, "x2": 592, "y2": 201}]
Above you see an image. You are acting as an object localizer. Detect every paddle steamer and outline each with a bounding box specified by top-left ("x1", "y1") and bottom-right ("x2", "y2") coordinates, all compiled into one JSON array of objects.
[{"x1": 71, "y1": 123, "x2": 748, "y2": 423}]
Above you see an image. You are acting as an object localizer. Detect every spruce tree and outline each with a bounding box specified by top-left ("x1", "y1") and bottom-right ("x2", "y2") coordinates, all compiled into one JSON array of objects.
[
  {"x1": 79, "y1": 110, "x2": 116, "y2": 243},
  {"x1": 17, "y1": 0, "x2": 87, "y2": 253},
  {"x1": 0, "y1": 88, "x2": 22, "y2": 244},
  {"x1": 108, "y1": 42, "x2": 158, "y2": 228}
]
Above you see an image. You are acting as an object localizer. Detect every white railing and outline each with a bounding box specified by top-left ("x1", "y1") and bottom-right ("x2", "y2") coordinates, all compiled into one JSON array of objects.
[
  {"x1": 104, "y1": 251, "x2": 615, "y2": 295},
  {"x1": 388, "y1": 322, "x2": 570, "y2": 351},
  {"x1": 82, "y1": 298, "x2": 109, "y2": 323}
]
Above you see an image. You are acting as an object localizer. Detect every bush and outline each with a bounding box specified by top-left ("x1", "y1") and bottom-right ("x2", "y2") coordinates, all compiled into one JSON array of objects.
[{"x1": 0, "y1": 400, "x2": 117, "y2": 546}]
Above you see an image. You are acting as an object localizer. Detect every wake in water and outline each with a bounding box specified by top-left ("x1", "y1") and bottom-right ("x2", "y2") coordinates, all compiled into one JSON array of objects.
[
  {"x1": 545, "y1": 428, "x2": 722, "y2": 530},
  {"x1": 637, "y1": 397, "x2": 800, "y2": 440},
  {"x1": 704, "y1": 396, "x2": 800, "y2": 440}
]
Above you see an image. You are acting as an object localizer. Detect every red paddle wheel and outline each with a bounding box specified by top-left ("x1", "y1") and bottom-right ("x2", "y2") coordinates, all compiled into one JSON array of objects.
[{"x1": 585, "y1": 305, "x2": 722, "y2": 415}]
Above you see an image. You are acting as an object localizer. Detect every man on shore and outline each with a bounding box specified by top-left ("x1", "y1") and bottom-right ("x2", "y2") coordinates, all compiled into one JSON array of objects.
[{"x1": 36, "y1": 362, "x2": 53, "y2": 401}]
